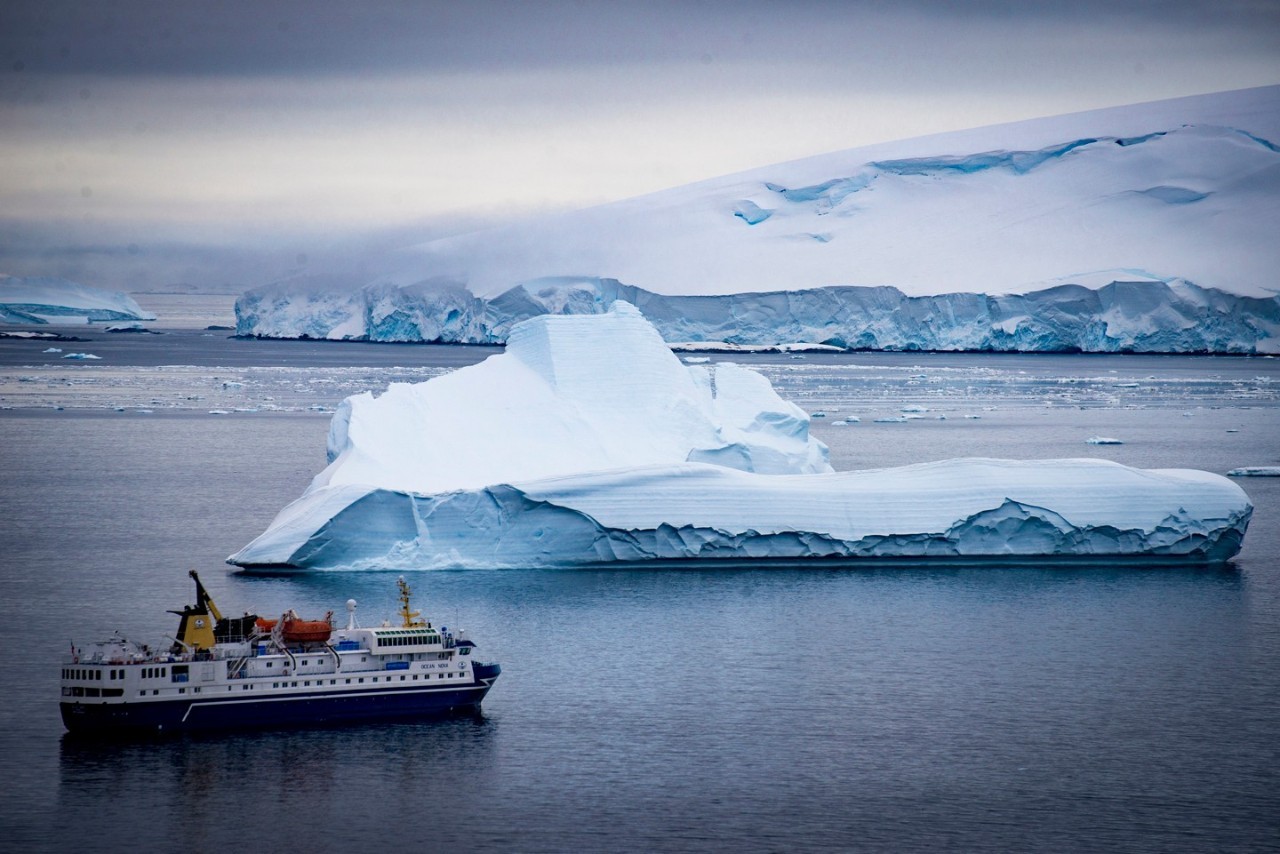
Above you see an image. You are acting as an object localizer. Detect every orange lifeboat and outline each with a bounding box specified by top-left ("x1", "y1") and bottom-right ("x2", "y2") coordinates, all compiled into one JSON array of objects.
[
  {"x1": 255, "y1": 617, "x2": 278, "y2": 633},
  {"x1": 282, "y1": 616, "x2": 332, "y2": 643}
]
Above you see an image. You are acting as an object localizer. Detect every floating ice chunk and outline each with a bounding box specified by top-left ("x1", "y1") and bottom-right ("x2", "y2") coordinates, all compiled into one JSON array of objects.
[
  {"x1": 42, "y1": 347, "x2": 62, "y2": 353},
  {"x1": 1227, "y1": 467, "x2": 1280, "y2": 477},
  {"x1": 874, "y1": 416, "x2": 909, "y2": 423},
  {"x1": 61, "y1": 352, "x2": 101, "y2": 360},
  {"x1": 1087, "y1": 436, "x2": 1125, "y2": 445},
  {"x1": 208, "y1": 409, "x2": 231, "y2": 415}
]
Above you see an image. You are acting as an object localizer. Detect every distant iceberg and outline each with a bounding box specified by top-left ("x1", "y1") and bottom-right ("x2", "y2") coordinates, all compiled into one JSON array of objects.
[
  {"x1": 228, "y1": 304, "x2": 1252, "y2": 570},
  {"x1": 235, "y1": 87, "x2": 1280, "y2": 354},
  {"x1": 0, "y1": 275, "x2": 155, "y2": 324}
]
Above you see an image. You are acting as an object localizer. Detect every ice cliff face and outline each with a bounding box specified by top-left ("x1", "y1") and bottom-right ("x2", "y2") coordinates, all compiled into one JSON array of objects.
[
  {"x1": 236, "y1": 277, "x2": 1280, "y2": 353},
  {"x1": 235, "y1": 87, "x2": 1280, "y2": 353},
  {"x1": 228, "y1": 304, "x2": 1253, "y2": 571},
  {"x1": 0, "y1": 275, "x2": 155, "y2": 324}
]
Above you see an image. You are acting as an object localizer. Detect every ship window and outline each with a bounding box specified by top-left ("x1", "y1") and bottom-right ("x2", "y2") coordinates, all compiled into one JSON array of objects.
[
  {"x1": 267, "y1": 662, "x2": 273, "y2": 668},
  {"x1": 358, "y1": 678, "x2": 365, "y2": 684},
  {"x1": 345, "y1": 679, "x2": 351, "y2": 684},
  {"x1": 400, "y1": 676, "x2": 406, "y2": 681},
  {"x1": 104, "y1": 688, "x2": 123, "y2": 697},
  {"x1": 86, "y1": 687, "x2": 100, "y2": 697},
  {"x1": 273, "y1": 682, "x2": 279, "y2": 688},
  {"x1": 178, "y1": 688, "x2": 185, "y2": 694}
]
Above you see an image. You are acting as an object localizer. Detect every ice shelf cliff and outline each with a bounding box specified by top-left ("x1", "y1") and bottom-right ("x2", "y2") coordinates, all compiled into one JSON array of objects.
[
  {"x1": 0, "y1": 275, "x2": 155, "y2": 324},
  {"x1": 228, "y1": 304, "x2": 1252, "y2": 570},
  {"x1": 236, "y1": 277, "x2": 1280, "y2": 353},
  {"x1": 235, "y1": 86, "x2": 1280, "y2": 354}
]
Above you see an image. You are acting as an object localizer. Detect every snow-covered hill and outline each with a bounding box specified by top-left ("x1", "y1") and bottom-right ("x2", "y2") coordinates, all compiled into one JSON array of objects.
[{"x1": 237, "y1": 86, "x2": 1280, "y2": 352}]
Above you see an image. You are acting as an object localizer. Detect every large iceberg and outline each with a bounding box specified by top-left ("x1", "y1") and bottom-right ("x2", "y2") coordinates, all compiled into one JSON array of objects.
[
  {"x1": 0, "y1": 275, "x2": 156, "y2": 324},
  {"x1": 235, "y1": 86, "x2": 1280, "y2": 353},
  {"x1": 228, "y1": 304, "x2": 1252, "y2": 570}
]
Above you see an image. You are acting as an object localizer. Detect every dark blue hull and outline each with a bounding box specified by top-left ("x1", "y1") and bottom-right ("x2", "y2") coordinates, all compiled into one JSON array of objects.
[{"x1": 61, "y1": 664, "x2": 501, "y2": 735}]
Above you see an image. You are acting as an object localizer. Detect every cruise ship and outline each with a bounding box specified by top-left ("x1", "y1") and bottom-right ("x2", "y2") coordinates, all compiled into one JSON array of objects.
[{"x1": 59, "y1": 572, "x2": 501, "y2": 734}]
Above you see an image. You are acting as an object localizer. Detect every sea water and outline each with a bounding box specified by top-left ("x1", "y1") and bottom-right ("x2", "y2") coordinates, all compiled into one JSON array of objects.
[{"x1": 0, "y1": 327, "x2": 1277, "y2": 851}]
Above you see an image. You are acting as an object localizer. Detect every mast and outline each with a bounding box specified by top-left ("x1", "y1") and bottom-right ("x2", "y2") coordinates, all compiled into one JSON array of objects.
[{"x1": 397, "y1": 576, "x2": 427, "y2": 628}]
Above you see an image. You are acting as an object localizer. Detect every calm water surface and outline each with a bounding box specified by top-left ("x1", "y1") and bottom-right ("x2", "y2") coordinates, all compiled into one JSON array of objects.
[{"x1": 0, "y1": 330, "x2": 1277, "y2": 852}]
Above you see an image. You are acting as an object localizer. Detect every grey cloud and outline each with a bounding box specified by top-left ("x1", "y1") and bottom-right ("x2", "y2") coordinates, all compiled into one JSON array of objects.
[{"x1": 3, "y1": 0, "x2": 1276, "y2": 78}]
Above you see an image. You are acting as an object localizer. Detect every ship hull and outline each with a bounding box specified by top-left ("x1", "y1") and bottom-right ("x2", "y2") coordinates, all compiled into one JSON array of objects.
[{"x1": 61, "y1": 668, "x2": 500, "y2": 735}]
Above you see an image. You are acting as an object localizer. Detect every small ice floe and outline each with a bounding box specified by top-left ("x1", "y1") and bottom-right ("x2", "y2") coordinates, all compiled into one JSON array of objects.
[
  {"x1": 222, "y1": 381, "x2": 245, "y2": 389},
  {"x1": 964, "y1": 414, "x2": 982, "y2": 420},
  {"x1": 843, "y1": 415, "x2": 860, "y2": 423},
  {"x1": 308, "y1": 404, "x2": 329, "y2": 412},
  {"x1": 1226, "y1": 429, "x2": 1239, "y2": 433},
  {"x1": 901, "y1": 405, "x2": 928, "y2": 413},
  {"x1": 683, "y1": 356, "x2": 710, "y2": 364},
  {"x1": 135, "y1": 409, "x2": 154, "y2": 414},
  {"x1": 936, "y1": 415, "x2": 947, "y2": 420},
  {"x1": 831, "y1": 420, "x2": 849, "y2": 427},
  {"x1": 874, "y1": 416, "x2": 909, "y2": 423},
  {"x1": 1227, "y1": 467, "x2": 1280, "y2": 477},
  {"x1": 208, "y1": 409, "x2": 231, "y2": 415},
  {"x1": 62, "y1": 352, "x2": 101, "y2": 360},
  {"x1": 1087, "y1": 436, "x2": 1124, "y2": 445},
  {"x1": 42, "y1": 347, "x2": 62, "y2": 353},
  {"x1": 810, "y1": 411, "x2": 827, "y2": 418}
]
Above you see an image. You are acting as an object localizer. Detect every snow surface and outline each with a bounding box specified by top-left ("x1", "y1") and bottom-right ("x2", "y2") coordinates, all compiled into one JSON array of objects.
[
  {"x1": 381, "y1": 87, "x2": 1280, "y2": 300},
  {"x1": 0, "y1": 275, "x2": 155, "y2": 324},
  {"x1": 228, "y1": 304, "x2": 1253, "y2": 570},
  {"x1": 235, "y1": 85, "x2": 1280, "y2": 354}
]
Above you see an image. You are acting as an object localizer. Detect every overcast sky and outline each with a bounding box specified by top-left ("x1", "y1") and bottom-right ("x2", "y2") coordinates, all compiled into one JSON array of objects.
[{"x1": 2, "y1": 0, "x2": 1277, "y2": 291}]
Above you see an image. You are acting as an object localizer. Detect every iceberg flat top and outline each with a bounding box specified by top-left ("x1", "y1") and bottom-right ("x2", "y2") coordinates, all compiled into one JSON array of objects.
[{"x1": 380, "y1": 86, "x2": 1280, "y2": 299}]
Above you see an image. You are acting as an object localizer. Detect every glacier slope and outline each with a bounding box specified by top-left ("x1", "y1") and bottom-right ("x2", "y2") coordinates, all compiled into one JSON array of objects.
[
  {"x1": 228, "y1": 304, "x2": 1253, "y2": 570},
  {"x1": 379, "y1": 102, "x2": 1280, "y2": 300}
]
